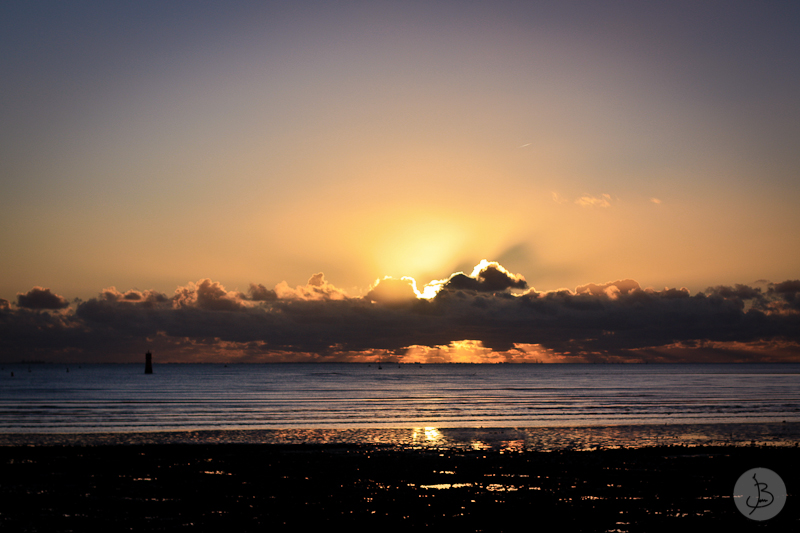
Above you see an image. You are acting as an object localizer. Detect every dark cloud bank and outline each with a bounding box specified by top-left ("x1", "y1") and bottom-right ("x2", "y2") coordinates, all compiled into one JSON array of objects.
[{"x1": 1, "y1": 263, "x2": 799, "y2": 363}]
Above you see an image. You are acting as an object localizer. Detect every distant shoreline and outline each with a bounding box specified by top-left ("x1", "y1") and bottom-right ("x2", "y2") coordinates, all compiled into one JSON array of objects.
[{"x1": 5, "y1": 361, "x2": 800, "y2": 365}]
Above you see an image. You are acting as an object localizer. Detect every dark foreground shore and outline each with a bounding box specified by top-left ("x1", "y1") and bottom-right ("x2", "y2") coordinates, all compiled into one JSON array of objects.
[{"x1": 1, "y1": 442, "x2": 796, "y2": 532}]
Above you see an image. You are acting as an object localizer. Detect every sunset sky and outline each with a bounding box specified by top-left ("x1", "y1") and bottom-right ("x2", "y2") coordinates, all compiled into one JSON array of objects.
[{"x1": 1, "y1": 1, "x2": 799, "y2": 363}]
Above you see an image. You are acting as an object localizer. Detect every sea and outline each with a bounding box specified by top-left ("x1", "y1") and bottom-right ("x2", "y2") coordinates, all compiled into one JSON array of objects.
[{"x1": 1, "y1": 363, "x2": 798, "y2": 435}]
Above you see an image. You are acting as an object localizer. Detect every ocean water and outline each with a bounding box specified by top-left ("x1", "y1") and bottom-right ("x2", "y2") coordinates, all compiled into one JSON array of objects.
[{"x1": 1, "y1": 363, "x2": 798, "y2": 433}]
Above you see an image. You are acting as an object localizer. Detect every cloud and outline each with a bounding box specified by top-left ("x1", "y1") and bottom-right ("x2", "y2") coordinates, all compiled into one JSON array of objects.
[
  {"x1": 173, "y1": 279, "x2": 245, "y2": 311},
  {"x1": 575, "y1": 193, "x2": 612, "y2": 208},
  {"x1": 705, "y1": 284, "x2": 762, "y2": 300},
  {"x1": 0, "y1": 299, "x2": 9, "y2": 310},
  {"x1": 650, "y1": 197, "x2": 662, "y2": 204},
  {"x1": 404, "y1": 340, "x2": 494, "y2": 364},
  {"x1": 366, "y1": 277, "x2": 418, "y2": 304},
  {"x1": 100, "y1": 286, "x2": 169, "y2": 306},
  {"x1": 439, "y1": 260, "x2": 527, "y2": 293},
  {"x1": 274, "y1": 272, "x2": 349, "y2": 301},
  {"x1": 575, "y1": 279, "x2": 640, "y2": 298},
  {"x1": 16, "y1": 287, "x2": 69, "y2": 309},
  {"x1": 765, "y1": 279, "x2": 800, "y2": 312},
  {"x1": 1, "y1": 264, "x2": 799, "y2": 363},
  {"x1": 248, "y1": 283, "x2": 277, "y2": 301}
]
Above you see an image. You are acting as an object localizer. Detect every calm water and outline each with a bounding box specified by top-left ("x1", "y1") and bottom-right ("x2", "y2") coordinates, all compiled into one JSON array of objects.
[{"x1": 1, "y1": 363, "x2": 798, "y2": 433}]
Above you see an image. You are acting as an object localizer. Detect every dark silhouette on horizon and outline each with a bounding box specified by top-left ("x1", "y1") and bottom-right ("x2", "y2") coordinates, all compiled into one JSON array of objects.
[{"x1": 145, "y1": 351, "x2": 153, "y2": 374}]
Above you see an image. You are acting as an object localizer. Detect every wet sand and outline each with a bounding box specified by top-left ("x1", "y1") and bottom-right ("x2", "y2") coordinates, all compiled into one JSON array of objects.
[
  {"x1": 1, "y1": 424, "x2": 797, "y2": 532},
  {"x1": 2, "y1": 421, "x2": 799, "y2": 449}
]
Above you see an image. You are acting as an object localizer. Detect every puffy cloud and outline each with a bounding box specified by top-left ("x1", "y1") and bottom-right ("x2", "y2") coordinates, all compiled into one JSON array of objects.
[
  {"x1": 16, "y1": 287, "x2": 69, "y2": 309},
  {"x1": 274, "y1": 272, "x2": 349, "y2": 301},
  {"x1": 772, "y1": 280, "x2": 800, "y2": 295},
  {"x1": 705, "y1": 284, "x2": 762, "y2": 300},
  {"x1": 575, "y1": 279, "x2": 640, "y2": 298},
  {"x1": 1, "y1": 264, "x2": 799, "y2": 363},
  {"x1": 366, "y1": 277, "x2": 418, "y2": 304},
  {"x1": 101, "y1": 287, "x2": 140, "y2": 301},
  {"x1": 439, "y1": 260, "x2": 527, "y2": 293},
  {"x1": 100, "y1": 287, "x2": 169, "y2": 306},
  {"x1": 248, "y1": 283, "x2": 277, "y2": 301},
  {"x1": 173, "y1": 279, "x2": 245, "y2": 311},
  {"x1": 767, "y1": 279, "x2": 800, "y2": 312},
  {"x1": 502, "y1": 285, "x2": 748, "y2": 354},
  {"x1": 0, "y1": 299, "x2": 9, "y2": 310}
]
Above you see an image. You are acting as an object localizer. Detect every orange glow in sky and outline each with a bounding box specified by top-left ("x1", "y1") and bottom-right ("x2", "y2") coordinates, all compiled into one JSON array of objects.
[{"x1": 1, "y1": 2, "x2": 799, "y2": 363}]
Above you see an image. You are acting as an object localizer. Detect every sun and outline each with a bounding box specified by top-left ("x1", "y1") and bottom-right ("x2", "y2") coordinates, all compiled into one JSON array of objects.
[{"x1": 370, "y1": 215, "x2": 466, "y2": 281}]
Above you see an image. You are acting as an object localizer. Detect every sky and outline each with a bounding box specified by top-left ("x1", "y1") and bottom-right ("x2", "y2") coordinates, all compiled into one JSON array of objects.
[{"x1": 1, "y1": 1, "x2": 799, "y2": 363}]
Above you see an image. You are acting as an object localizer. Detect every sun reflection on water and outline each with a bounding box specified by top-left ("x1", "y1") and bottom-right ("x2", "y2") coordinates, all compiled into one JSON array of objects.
[
  {"x1": 499, "y1": 439, "x2": 526, "y2": 453},
  {"x1": 411, "y1": 427, "x2": 444, "y2": 446}
]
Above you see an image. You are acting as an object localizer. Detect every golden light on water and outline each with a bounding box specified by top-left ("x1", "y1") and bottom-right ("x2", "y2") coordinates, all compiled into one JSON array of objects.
[{"x1": 412, "y1": 427, "x2": 444, "y2": 446}]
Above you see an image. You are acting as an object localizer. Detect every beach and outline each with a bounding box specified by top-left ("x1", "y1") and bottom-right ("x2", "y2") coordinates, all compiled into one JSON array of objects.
[
  {"x1": 1, "y1": 425, "x2": 797, "y2": 532},
  {"x1": 3, "y1": 366, "x2": 797, "y2": 530}
]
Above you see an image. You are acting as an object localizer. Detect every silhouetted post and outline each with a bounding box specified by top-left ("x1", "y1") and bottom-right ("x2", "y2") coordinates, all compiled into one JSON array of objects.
[{"x1": 145, "y1": 351, "x2": 153, "y2": 374}]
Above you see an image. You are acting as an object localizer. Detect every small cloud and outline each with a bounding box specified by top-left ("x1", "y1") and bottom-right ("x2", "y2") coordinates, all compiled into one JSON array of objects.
[
  {"x1": 366, "y1": 277, "x2": 419, "y2": 304},
  {"x1": 174, "y1": 279, "x2": 244, "y2": 311},
  {"x1": 100, "y1": 287, "x2": 169, "y2": 306},
  {"x1": 575, "y1": 279, "x2": 641, "y2": 298},
  {"x1": 16, "y1": 287, "x2": 70, "y2": 310},
  {"x1": 705, "y1": 284, "x2": 762, "y2": 301},
  {"x1": 274, "y1": 272, "x2": 349, "y2": 301},
  {"x1": 248, "y1": 283, "x2": 277, "y2": 301},
  {"x1": 766, "y1": 279, "x2": 800, "y2": 312},
  {"x1": 0, "y1": 298, "x2": 9, "y2": 310},
  {"x1": 102, "y1": 287, "x2": 140, "y2": 302},
  {"x1": 439, "y1": 260, "x2": 527, "y2": 293},
  {"x1": 575, "y1": 193, "x2": 611, "y2": 208},
  {"x1": 551, "y1": 192, "x2": 569, "y2": 204},
  {"x1": 650, "y1": 197, "x2": 662, "y2": 204}
]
